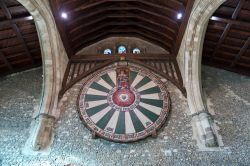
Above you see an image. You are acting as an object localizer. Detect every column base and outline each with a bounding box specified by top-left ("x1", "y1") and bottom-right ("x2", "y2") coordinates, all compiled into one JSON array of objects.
[
  {"x1": 192, "y1": 111, "x2": 218, "y2": 148},
  {"x1": 22, "y1": 113, "x2": 55, "y2": 155},
  {"x1": 204, "y1": 126, "x2": 218, "y2": 147}
]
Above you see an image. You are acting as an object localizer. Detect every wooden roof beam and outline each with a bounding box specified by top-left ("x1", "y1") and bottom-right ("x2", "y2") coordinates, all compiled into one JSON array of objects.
[
  {"x1": 73, "y1": 26, "x2": 170, "y2": 47},
  {"x1": 0, "y1": 50, "x2": 13, "y2": 70},
  {"x1": 210, "y1": 16, "x2": 250, "y2": 28},
  {"x1": 0, "y1": 0, "x2": 34, "y2": 65},
  {"x1": 209, "y1": 0, "x2": 245, "y2": 60},
  {"x1": 231, "y1": 0, "x2": 245, "y2": 19},
  {"x1": 231, "y1": 37, "x2": 250, "y2": 67},
  {"x1": 68, "y1": 6, "x2": 178, "y2": 29},
  {"x1": 63, "y1": 0, "x2": 182, "y2": 15},
  {"x1": 71, "y1": 54, "x2": 175, "y2": 63},
  {"x1": 0, "y1": 16, "x2": 34, "y2": 26},
  {"x1": 68, "y1": 11, "x2": 176, "y2": 35},
  {"x1": 75, "y1": 34, "x2": 168, "y2": 52},
  {"x1": 11, "y1": 24, "x2": 35, "y2": 64},
  {"x1": 49, "y1": 0, "x2": 74, "y2": 58},
  {"x1": 74, "y1": 30, "x2": 170, "y2": 53},
  {"x1": 70, "y1": 20, "x2": 174, "y2": 43},
  {"x1": 171, "y1": 0, "x2": 195, "y2": 56}
]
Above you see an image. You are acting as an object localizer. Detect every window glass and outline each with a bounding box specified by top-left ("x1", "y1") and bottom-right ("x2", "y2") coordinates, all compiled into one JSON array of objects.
[
  {"x1": 103, "y1": 48, "x2": 112, "y2": 55},
  {"x1": 132, "y1": 48, "x2": 141, "y2": 54},
  {"x1": 118, "y1": 46, "x2": 127, "y2": 54}
]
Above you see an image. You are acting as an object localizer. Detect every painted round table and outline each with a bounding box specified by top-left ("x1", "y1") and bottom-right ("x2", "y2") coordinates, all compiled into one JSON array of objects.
[{"x1": 78, "y1": 64, "x2": 170, "y2": 142}]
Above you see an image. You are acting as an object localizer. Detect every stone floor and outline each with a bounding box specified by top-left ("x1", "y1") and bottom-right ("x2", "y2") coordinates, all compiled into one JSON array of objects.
[{"x1": 0, "y1": 66, "x2": 250, "y2": 166}]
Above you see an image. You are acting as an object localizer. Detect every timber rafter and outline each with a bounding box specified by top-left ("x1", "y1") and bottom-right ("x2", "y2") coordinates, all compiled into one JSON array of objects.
[
  {"x1": 203, "y1": 0, "x2": 250, "y2": 76},
  {"x1": 49, "y1": 0, "x2": 195, "y2": 97},
  {"x1": 59, "y1": 54, "x2": 186, "y2": 98},
  {"x1": 0, "y1": 0, "x2": 41, "y2": 76},
  {"x1": 49, "y1": 0, "x2": 195, "y2": 58}
]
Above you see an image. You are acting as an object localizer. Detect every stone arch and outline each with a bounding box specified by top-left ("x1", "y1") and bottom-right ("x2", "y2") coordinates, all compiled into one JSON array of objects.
[
  {"x1": 16, "y1": 0, "x2": 68, "y2": 152},
  {"x1": 179, "y1": 0, "x2": 226, "y2": 147}
]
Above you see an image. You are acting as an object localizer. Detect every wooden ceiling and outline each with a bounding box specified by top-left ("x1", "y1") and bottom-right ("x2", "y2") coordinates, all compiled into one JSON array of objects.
[
  {"x1": 50, "y1": 0, "x2": 194, "y2": 57},
  {"x1": 203, "y1": 0, "x2": 250, "y2": 76},
  {"x1": 1, "y1": 0, "x2": 249, "y2": 77},
  {"x1": 0, "y1": 0, "x2": 41, "y2": 76}
]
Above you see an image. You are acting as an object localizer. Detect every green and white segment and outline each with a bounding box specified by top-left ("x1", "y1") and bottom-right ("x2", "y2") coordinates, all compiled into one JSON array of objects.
[{"x1": 79, "y1": 67, "x2": 170, "y2": 142}]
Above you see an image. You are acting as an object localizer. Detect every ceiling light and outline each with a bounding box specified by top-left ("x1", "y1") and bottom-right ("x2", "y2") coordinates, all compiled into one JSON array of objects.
[
  {"x1": 210, "y1": 16, "x2": 218, "y2": 21},
  {"x1": 27, "y1": 16, "x2": 33, "y2": 20},
  {"x1": 177, "y1": 13, "x2": 183, "y2": 20},
  {"x1": 61, "y1": 12, "x2": 68, "y2": 19}
]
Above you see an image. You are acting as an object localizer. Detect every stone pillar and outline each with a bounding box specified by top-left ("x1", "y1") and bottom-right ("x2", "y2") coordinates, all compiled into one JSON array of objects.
[
  {"x1": 30, "y1": 114, "x2": 56, "y2": 151},
  {"x1": 177, "y1": 0, "x2": 226, "y2": 148},
  {"x1": 192, "y1": 111, "x2": 217, "y2": 147},
  {"x1": 17, "y1": 0, "x2": 68, "y2": 153}
]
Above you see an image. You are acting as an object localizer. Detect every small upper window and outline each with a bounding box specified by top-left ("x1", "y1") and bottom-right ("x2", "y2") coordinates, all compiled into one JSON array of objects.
[
  {"x1": 118, "y1": 46, "x2": 127, "y2": 54},
  {"x1": 132, "y1": 48, "x2": 141, "y2": 54},
  {"x1": 103, "y1": 48, "x2": 112, "y2": 55}
]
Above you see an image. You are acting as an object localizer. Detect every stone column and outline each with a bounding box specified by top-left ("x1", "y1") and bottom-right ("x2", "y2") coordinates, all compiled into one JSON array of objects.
[
  {"x1": 17, "y1": 0, "x2": 68, "y2": 153},
  {"x1": 191, "y1": 111, "x2": 217, "y2": 147},
  {"x1": 177, "y1": 0, "x2": 226, "y2": 148},
  {"x1": 30, "y1": 114, "x2": 56, "y2": 151}
]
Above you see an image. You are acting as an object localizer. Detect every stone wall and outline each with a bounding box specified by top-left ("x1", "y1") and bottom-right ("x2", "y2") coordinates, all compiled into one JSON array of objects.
[
  {"x1": 1, "y1": 66, "x2": 250, "y2": 165},
  {"x1": 5, "y1": 0, "x2": 245, "y2": 155}
]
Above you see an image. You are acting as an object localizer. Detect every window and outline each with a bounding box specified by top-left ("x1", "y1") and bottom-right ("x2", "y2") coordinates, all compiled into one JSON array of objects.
[
  {"x1": 132, "y1": 48, "x2": 141, "y2": 54},
  {"x1": 118, "y1": 46, "x2": 127, "y2": 54},
  {"x1": 103, "y1": 48, "x2": 112, "y2": 55}
]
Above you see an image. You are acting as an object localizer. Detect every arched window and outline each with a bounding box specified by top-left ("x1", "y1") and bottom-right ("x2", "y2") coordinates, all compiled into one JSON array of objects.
[
  {"x1": 103, "y1": 48, "x2": 112, "y2": 55},
  {"x1": 132, "y1": 48, "x2": 141, "y2": 54},
  {"x1": 118, "y1": 45, "x2": 127, "y2": 54}
]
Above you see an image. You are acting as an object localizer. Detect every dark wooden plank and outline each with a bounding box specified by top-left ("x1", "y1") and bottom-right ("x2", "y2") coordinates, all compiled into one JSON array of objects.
[
  {"x1": 60, "y1": 60, "x2": 116, "y2": 96},
  {"x1": 11, "y1": 24, "x2": 35, "y2": 64},
  {"x1": 60, "y1": 61, "x2": 72, "y2": 97},
  {"x1": 0, "y1": 15, "x2": 33, "y2": 26},
  {"x1": 70, "y1": 16, "x2": 175, "y2": 42},
  {"x1": 173, "y1": 60, "x2": 184, "y2": 85},
  {"x1": 210, "y1": 16, "x2": 250, "y2": 28},
  {"x1": 231, "y1": 37, "x2": 250, "y2": 67},
  {"x1": 73, "y1": 29, "x2": 171, "y2": 52},
  {"x1": 209, "y1": 0, "x2": 245, "y2": 61},
  {"x1": 0, "y1": 50, "x2": 12, "y2": 70},
  {"x1": 49, "y1": 0, "x2": 74, "y2": 58},
  {"x1": 49, "y1": 0, "x2": 190, "y2": 57},
  {"x1": 171, "y1": 0, "x2": 195, "y2": 55},
  {"x1": 0, "y1": 0, "x2": 34, "y2": 64},
  {"x1": 71, "y1": 54, "x2": 174, "y2": 61}
]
